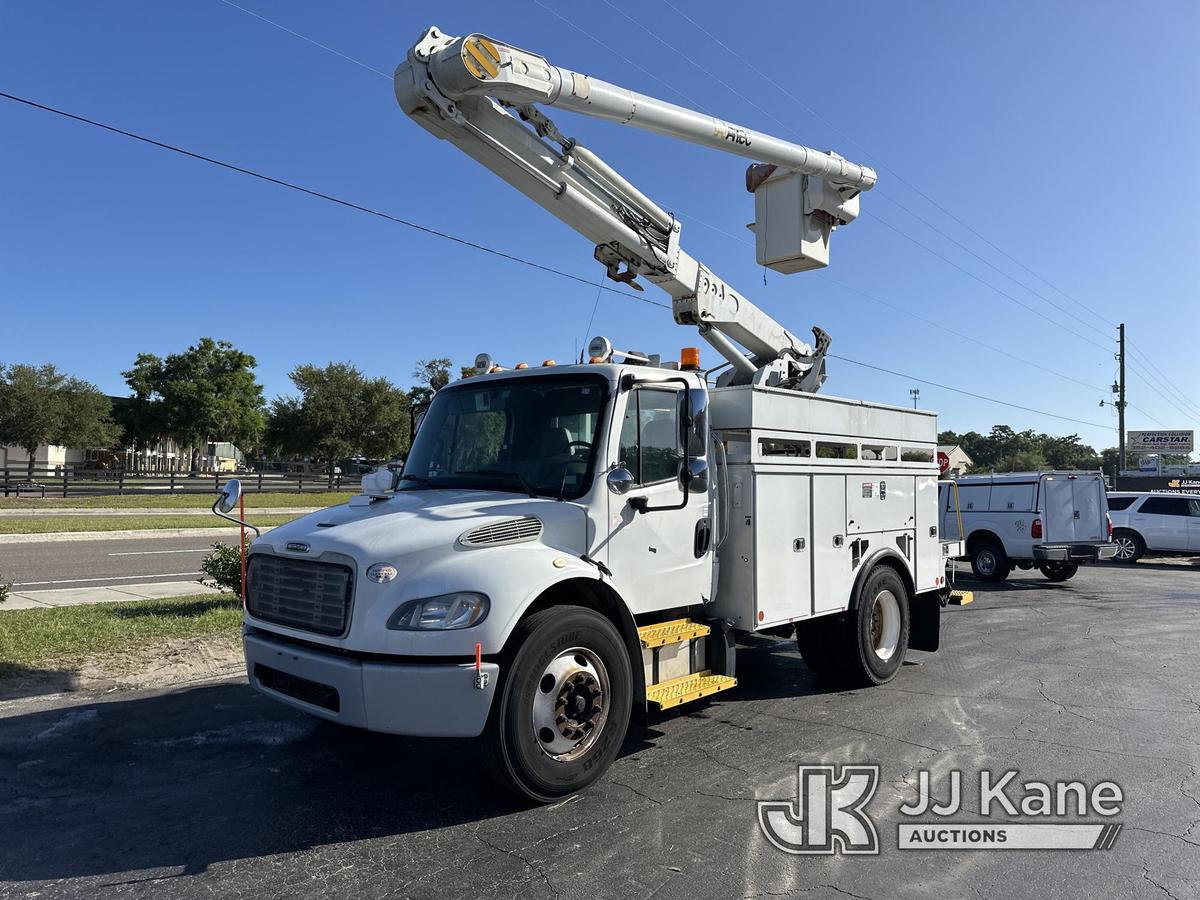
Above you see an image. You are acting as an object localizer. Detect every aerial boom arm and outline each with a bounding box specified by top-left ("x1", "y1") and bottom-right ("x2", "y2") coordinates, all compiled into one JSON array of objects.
[{"x1": 395, "y1": 27, "x2": 875, "y2": 389}]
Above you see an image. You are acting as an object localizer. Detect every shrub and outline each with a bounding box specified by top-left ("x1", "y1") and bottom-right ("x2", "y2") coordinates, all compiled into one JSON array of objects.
[
  {"x1": 200, "y1": 538, "x2": 250, "y2": 594},
  {"x1": 0, "y1": 573, "x2": 11, "y2": 604}
]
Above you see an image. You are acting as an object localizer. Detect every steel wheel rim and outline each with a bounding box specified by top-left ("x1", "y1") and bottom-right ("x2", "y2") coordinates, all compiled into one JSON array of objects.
[
  {"x1": 977, "y1": 549, "x2": 997, "y2": 576},
  {"x1": 869, "y1": 589, "x2": 901, "y2": 661},
  {"x1": 532, "y1": 646, "x2": 610, "y2": 761},
  {"x1": 1114, "y1": 537, "x2": 1135, "y2": 560}
]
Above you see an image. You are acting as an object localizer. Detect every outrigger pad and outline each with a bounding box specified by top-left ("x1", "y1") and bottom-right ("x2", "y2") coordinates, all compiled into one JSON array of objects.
[{"x1": 908, "y1": 592, "x2": 941, "y2": 653}]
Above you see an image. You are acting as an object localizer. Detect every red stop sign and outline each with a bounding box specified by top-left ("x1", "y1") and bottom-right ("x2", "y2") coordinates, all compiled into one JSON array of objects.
[{"x1": 937, "y1": 450, "x2": 951, "y2": 475}]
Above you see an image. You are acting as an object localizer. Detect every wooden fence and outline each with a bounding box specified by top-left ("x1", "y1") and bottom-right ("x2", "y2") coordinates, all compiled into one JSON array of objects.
[{"x1": 1, "y1": 466, "x2": 362, "y2": 498}]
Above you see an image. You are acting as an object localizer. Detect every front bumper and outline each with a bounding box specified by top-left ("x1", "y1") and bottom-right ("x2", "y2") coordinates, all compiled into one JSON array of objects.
[
  {"x1": 244, "y1": 630, "x2": 499, "y2": 737},
  {"x1": 1033, "y1": 543, "x2": 1118, "y2": 563}
]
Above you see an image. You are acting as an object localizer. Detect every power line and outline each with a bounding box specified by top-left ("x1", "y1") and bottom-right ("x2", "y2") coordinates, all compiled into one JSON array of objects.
[
  {"x1": 1124, "y1": 362, "x2": 1200, "y2": 428},
  {"x1": 217, "y1": 0, "x2": 391, "y2": 78},
  {"x1": 829, "y1": 355, "x2": 1112, "y2": 430},
  {"x1": 0, "y1": 89, "x2": 1114, "y2": 435},
  {"x1": 0, "y1": 90, "x2": 664, "y2": 311},
  {"x1": 1126, "y1": 340, "x2": 1200, "y2": 420}
]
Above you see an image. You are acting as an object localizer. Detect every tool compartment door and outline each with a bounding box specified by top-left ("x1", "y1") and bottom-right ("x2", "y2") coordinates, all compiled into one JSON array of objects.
[
  {"x1": 914, "y1": 475, "x2": 942, "y2": 592},
  {"x1": 753, "y1": 473, "x2": 812, "y2": 626}
]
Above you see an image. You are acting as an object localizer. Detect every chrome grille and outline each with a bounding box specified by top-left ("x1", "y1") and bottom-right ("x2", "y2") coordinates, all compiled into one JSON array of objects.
[
  {"x1": 461, "y1": 516, "x2": 543, "y2": 547},
  {"x1": 247, "y1": 554, "x2": 353, "y2": 636}
]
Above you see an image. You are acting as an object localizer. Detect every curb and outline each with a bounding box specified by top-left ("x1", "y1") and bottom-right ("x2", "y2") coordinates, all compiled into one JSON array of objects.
[{"x1": 0, "y1": 526, "x2": 278, "y2": 544}]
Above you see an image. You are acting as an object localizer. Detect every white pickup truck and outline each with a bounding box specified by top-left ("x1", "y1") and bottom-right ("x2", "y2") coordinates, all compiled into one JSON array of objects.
[{"x1": 940, "y1": 472, "x2": 1116, "y2": 582}]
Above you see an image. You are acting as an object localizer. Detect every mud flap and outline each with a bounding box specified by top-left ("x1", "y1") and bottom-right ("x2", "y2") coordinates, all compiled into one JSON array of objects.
[{"x1": 908, "y1": 591, "x2": 941, "y2": 653}]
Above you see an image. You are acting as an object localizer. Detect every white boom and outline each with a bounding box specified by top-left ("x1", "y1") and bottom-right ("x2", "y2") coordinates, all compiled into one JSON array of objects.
[{"x1": 395, "y1": 27, "x2": 877, "y2": 390}]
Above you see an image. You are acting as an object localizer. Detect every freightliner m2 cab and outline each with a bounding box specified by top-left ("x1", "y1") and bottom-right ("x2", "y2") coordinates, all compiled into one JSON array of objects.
[{"x1": 222, "y1": 27, "x2": 968, "y2": 801}]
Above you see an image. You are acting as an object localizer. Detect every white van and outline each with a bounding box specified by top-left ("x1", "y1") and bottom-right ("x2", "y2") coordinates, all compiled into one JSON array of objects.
[{"x1": 940, "y1": 472, "x2": 1116, "y2": 582}]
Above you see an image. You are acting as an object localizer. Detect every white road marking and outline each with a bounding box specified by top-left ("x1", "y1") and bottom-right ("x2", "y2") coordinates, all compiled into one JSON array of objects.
[
  {"x1": 14, "y1": 572, "x2": 202, "y2": 587},
  {"x1": 107, "y1": 548, "x2": 210, "y2": 556}
]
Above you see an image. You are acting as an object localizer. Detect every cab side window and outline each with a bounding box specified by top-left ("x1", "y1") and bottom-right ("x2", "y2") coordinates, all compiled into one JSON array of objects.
[{"x1": 618, "y1": 389, "x2": 682, "y2": 485}]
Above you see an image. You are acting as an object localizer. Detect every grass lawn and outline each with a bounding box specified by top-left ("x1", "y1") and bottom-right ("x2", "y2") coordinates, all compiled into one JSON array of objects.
[
  {"x1": 0, "y1": 593, "x2": 242, "y2": 679},
  {"x1": 0, "y1": 514, "x2": 300, "y2": 534},
  {"x1": 0, "y1": 491, "x2": 352, "y2": 510}
]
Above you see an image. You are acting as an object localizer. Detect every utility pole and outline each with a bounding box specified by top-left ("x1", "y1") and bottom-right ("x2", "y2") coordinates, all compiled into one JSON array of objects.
[
  {"x1": 1117, "y1": 323, "x2": 1127, "y2": 475},
  {"x1": 909, "y1": 388, "x2": 920, "y2": 409}
]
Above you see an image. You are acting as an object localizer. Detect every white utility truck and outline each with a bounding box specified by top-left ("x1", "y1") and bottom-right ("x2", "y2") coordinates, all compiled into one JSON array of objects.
[
  {"x1": 939, "y1": 472, "x2": 1116, "y2": 582},
  {"x1": 224, "y1": 27, "x2": 966, "y2": 801}
]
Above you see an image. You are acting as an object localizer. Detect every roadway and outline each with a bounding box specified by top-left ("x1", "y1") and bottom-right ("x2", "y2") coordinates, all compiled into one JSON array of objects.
[
  {"x1": 1, "y1": 561, "x2": 1198, "y2": 898},
  {"x1": 3, "y1": 535, "x2": 217, "y2": 592}
]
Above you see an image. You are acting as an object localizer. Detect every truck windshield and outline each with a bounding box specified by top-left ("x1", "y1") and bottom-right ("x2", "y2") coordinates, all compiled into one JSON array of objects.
[{"x1": 399, "y1": 374, "x2": 609, "y2": 500}]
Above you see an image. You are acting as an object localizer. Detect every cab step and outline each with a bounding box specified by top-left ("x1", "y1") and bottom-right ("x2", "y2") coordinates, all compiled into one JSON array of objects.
[
  {"x1": 637, "y1": 618, "x2": 710, "y2": 649},
  {"x1": 646, "y1": 670, "x2": 737, "y2": 710},
  {"x1": 948, "y1": 590, "x2": 974, "y2": 605}
]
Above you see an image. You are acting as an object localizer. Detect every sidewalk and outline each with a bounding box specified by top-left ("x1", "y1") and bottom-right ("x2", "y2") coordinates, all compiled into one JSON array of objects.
[{"x1": 2, "y1": 580, "x2": 223, "y2": 611}]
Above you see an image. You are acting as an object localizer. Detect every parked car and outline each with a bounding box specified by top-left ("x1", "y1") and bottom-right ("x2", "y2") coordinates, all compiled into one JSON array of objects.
[
  {"x1": 1107, "y1": 492, "x2": 1200, "y2": 562},
  {"x1": 940, "y1": 472, "x2": 1116, "y2": 583}
]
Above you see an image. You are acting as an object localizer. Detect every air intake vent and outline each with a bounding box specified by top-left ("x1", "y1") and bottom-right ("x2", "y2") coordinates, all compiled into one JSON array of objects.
[{"x1": 460, "y1": 516, "x2": 542, "y2": 547}]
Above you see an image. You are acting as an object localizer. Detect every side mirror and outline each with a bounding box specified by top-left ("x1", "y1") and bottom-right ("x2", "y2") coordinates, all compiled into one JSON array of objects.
[
  {"x1": 685, "y1": 459, "x2": 709, "y2": 494},
  {"x1": 607, "y1": 467, "x2": 636, "y2": 495},
  {"x1": 216, "y1": 478, "x2": 242, "y2": 514}
]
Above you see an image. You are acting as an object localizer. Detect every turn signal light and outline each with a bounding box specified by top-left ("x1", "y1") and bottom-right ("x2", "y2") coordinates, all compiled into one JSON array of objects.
[
  {"x1": 1030, "y1": 518, "x2": 1043, "y2": 539},
  {"x1": 680, "y1": 347, "x2": 701, "y2": 370}
]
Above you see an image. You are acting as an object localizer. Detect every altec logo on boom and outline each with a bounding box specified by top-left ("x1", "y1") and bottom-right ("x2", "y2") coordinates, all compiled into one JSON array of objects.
[{"x1": 758, "y1": 765, "x2": 1124, "y2": 854}]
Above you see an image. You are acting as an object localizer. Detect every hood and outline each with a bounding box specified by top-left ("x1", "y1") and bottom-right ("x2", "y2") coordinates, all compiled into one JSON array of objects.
[{"x1": 256, "y1": 489, "x2": 587, "y2": 560}]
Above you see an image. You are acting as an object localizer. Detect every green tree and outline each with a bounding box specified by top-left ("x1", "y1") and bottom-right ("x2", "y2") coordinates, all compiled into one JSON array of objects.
[
  {"x1": 267, "y1": 362, "x2": 410, "y2": 483},
  {"x1": 409, "y1": 358, "x2": 453, "y2": 407},
  {"x1": 122, "y1": 338, "x2": 265, "y2": 475},
  {"x1": 0, "y1": 364, "x2": 120, "y2": 477}
]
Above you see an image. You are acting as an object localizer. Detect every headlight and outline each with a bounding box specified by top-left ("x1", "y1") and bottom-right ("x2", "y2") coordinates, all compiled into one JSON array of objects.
[
  {"x1": 366, "y1": 563, "x2": 398, "y2": 584},
  {"x1": 386, "y1": 592, "x2": 489, "y2": 630}
]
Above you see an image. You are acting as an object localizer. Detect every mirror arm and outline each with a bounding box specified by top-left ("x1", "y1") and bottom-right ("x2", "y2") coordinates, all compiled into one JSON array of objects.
[{"x1": 210, "y1": 495, "x2": 261, "y2": 538}]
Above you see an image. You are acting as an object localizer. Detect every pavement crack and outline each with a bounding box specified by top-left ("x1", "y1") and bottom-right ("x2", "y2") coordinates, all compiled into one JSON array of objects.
[
  {"x1": 470, "y1": 828, "x2": 560, "y2": 899},
  {"x1": 1141, "y1": 866, "x2": 1181, "y2": 900}
]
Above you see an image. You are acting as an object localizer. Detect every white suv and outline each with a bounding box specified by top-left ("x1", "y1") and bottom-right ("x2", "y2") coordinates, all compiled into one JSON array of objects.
[{"x1": 1107, "y1": 492, "x2": 1200, "y2": 562}]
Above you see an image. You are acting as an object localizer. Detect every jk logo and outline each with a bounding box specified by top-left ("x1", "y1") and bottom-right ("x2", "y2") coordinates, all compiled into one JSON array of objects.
[{"x1": 758, "y1": 765, "x2": 880, "y2": 855}]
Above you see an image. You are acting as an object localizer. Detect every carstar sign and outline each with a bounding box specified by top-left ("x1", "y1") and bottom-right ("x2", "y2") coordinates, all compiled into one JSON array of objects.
[{"x1": 1127, "y1": 430, "x2": 1194, "y2": 453}]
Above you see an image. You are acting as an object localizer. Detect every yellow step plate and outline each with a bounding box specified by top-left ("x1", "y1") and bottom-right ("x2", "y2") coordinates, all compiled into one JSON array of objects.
[
  {"x1": 637, "y1": 618, "x2": 711, "y2": 649},
  {"x1": 949, "y1": 590, "x2": 974, "y2": 605},
  {"x1": 646, "y1": 670, "x2": 736, "y2": 710}
]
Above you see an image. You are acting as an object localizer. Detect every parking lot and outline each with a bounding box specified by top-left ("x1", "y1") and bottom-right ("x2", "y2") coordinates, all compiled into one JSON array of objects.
[{"x1": 2, "y1": 559, "x2": 1198, "y2": 899}]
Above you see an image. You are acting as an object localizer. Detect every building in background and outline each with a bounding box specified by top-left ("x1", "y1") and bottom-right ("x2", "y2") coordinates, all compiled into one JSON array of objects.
[{"x1": 938, "y1": 444, "x2": 974, "y2": 476}]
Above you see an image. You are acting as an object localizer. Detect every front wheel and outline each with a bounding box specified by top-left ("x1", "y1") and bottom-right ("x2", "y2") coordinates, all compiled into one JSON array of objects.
[
  {"x1": 843, "y1": 566, "x2": 911, "y2": 685},
  {"x1": 1038, "y1": 561, "x2": 1079, "y2": 581},
  {"x1": 480, "y1": 606, "x2": 632, "y2": 802}
]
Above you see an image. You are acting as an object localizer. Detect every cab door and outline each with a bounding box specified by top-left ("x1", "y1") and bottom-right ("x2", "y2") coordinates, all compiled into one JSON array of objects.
[{"x1": 603, "y1": 384, "x2": 712, "y2": 614}]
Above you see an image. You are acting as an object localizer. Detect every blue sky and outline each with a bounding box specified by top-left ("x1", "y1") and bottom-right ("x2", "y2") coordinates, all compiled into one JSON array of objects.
[{"x1": 1, "y1": 1, "x2": 1197, "y2": 452}]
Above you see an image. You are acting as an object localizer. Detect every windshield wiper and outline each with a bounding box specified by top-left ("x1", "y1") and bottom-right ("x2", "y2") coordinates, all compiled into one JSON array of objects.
[
  {"x1": 455, "y1": 468, "x2": 538, "y2": 498},
  {"x1": 396, "y1": 473, "x2": 433, "y2": 489}
]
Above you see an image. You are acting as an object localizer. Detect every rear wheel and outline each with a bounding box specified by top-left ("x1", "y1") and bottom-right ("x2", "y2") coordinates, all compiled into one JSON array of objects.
[
  {"x1": 480, "y1": 606, "x2": 631, "y2": 802},
  {"x1": 1112, "y1": 530, "x2": 1144, "y2": 564},
  {"x1": 970, "y1": 539, "x2": 1010, "y2": 583},
  {"x1": 1038, "y1": 561, "x2": 1079, "y2": 581},
  {"x1": 843, "y1": 566, "x2": 910, "y2": 685}
]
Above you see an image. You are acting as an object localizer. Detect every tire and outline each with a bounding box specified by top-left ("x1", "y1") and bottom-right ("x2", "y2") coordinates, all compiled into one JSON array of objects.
[
  {"x1": 480, "y1": 606, "x2": 632, "y2": 803},
  {"x1": 1111, "y1": 530, "x2": 1144, "y2": 564},
  {"x1": 796, "y1": 615, "x2": 844, "y2": 676},
  {"x1": 842, "y1": 566, "x2": 911, "y2": 686},
  {"x1": 1038, "y1": 561, "x2": 1079, "y2": 582},
  {"x1": 970, "y1": 539, "x2": 1010, "y2": 583}
]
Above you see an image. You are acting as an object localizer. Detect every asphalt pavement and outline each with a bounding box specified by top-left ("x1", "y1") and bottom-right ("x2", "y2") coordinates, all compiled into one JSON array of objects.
[
  {"x1": 2, "y1": 535, "x2": 221, "y2": 591},
  {"x1": 1, "y1": 561, "x2": 1198, "y2": 899}
]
